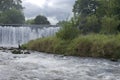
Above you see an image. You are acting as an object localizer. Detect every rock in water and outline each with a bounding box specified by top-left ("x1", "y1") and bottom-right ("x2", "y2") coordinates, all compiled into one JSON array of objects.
[
  {"x1": 24, "y1": 51, "x2": 30, "y2": 54},
  {"x1": 110, "y1": 58, "x2": 118, "y2": 62},
  {"x1": 11, "y1": 50, "x2": 23, "y2": 54}
]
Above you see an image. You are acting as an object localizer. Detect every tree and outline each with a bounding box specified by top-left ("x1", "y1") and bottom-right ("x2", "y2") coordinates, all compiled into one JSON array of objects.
[
  {"x1": 96, "y1": 0, "x2": 120, "y2": 34},
  {"x1": 72, "y1": 0, "x2": 100, "y2": 34},
  {"x1": 25, "y1": 19, "x2": 34, "y2": 24},
  {"x1": 0, "y1": 0, "x2": 23, "y2": 12},
  {"x1": 34, "y1": 15, "x2": 50, "y2": 25},
  {"x1": 0, "y1": 0, "x2": 25, "y2": 24},
  {"x1": 112, "y1": 0, "x2": 120, "y2": 19},
  {"x1": 73, "y1": 0, "x2": 98, "y2": 17},
  {"x1": 0, "y1": 8, "x2": 25, "y2": 24},
  {"x1": 96, "y1": 0, "x2": 115, "y2": 17},
  {"x1": 72, "y1": 0, "x2": 120, "y2": 34}
]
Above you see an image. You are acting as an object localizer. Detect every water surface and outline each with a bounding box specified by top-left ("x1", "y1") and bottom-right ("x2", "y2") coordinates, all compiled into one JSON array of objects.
[{"x1": 0, "y1": 50, "x2": 120, "y2": 80}]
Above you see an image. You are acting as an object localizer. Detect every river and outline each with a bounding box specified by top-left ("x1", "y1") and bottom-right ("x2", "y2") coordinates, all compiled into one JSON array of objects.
[{"x1": 0, "y1": 50, "x2": 120, "y2": 80}]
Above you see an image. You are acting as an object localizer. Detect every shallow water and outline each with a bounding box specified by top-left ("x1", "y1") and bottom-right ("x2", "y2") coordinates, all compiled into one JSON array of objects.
[{"x1": 0, "y1": 50, "x2": 120, "y2": 80}]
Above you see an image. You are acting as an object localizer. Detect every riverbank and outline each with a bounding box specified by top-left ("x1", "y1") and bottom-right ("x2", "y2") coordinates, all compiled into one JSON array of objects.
[{"x1": 22, "y1": 34, "x2": 120, "y2": 61}]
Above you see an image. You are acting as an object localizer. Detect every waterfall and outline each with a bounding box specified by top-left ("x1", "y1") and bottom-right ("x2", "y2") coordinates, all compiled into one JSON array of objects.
[{"x1": 0, "y1": 26, "x2": 60, "y2": 47}]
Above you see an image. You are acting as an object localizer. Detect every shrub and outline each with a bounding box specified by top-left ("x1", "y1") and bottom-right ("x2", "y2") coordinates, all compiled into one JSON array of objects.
[
  {"x1": 67, "y1": 34, "x2": 120, "y2": 59},
  {"x1": 101, "y1": 16, "x2": 120, "y2": 34},
  {"x1": 85, "y1": 15, "x2": 100, "y2": 33},
  {"x1": 56, "y1": 22, "x2": 79, "y2": 40}
]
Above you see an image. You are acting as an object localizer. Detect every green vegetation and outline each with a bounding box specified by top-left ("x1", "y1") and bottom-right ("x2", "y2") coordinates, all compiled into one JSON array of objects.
[
  {"x1": 101, "y1": 16, "x2": 120, "y2": 34},
  {"x1": 26, "y1": 15, "x2": 50, "y2": 25},
  {"x1": 73, "y1": 0, "x2": 120, "y2": 34},
  {"x1": 0, "y1": 8, "x2": 25, "y2": 24},
  {"x1": 25, "y1": 19, "x2": 34, "y2": 25},
  {"x1": 22, "y1": 34, "x2": 120, "y2": 59},
  {"x1": 34, "y1": 15, "x2": 50, "y2": 25},
  {"x1": 0, "y1": 0, "x2": 23, "y2": 12},
  {"x1": 0, "y1": 0, "x2": 25, "y2": 24},
  {"x1": 56, "y1": 21, "x2": 79, "y2": 40}
]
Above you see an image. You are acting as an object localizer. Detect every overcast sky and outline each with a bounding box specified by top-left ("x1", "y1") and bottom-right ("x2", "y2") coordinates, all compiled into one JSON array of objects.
[{"x1": 22, "y1": 0, "x2": 75, "y2": 24}]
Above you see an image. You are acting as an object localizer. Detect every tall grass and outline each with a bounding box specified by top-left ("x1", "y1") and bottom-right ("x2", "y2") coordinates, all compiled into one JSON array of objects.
[{"x1": 22, "y1": 34, "x2": 120, "y2": 59}]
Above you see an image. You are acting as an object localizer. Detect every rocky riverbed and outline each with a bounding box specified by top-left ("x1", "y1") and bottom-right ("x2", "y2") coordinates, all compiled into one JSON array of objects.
[{"x1": 0, "y1": 50, "x2": 120, "y2": 80}]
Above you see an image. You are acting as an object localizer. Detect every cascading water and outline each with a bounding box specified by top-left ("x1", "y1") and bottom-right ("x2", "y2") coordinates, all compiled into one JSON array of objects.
[{"x1": 0, "y1": 25, "x2": 60, "y2": 47}]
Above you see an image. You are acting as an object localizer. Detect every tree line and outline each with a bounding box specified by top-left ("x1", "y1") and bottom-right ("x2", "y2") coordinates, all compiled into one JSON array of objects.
[
  {"x1": 0, "y1": 0, "x2": 50, "y2": 25},
  {"x1": 71, "y1": 0, "x2": 120, "y2": 34}
]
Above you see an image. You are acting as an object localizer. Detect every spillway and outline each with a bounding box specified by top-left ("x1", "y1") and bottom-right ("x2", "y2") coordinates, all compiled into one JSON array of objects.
[{"x1": 0, "y1": 25, "x2": 59, "y2": 47}]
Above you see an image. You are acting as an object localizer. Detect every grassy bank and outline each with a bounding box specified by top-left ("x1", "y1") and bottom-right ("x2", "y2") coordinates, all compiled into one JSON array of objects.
[{"x1": 22, "y1": 34, "x2": 120, "y2": 59}]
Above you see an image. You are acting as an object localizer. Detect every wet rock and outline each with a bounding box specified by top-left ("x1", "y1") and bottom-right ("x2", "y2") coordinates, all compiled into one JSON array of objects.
[
  {"x1": 11, "y1": 50, "x2": 23, "y2": 54},
  {"x1": 11, "y1": 49, "x2": 31, "y2": 54},
  {"x1": 24, "y1": 51, "x2": 30, "y2": 54},
  {"x1": 21, "y1": 50, "x2": 30, "y2": 54},
  {"x1": 24, "y1": 52, "x2": 30, "y2": 54},
  {"x1": 0, "y1": 47, "x2": 6, "y2": 50},
  {"x1": 110, "y1": 58, "x2": 118, "y2": 62}
]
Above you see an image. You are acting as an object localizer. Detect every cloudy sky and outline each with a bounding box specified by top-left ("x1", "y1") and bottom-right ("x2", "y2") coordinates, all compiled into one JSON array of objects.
[{"x1": 22, "y1": 0, "x2": 76, "y2": 24}]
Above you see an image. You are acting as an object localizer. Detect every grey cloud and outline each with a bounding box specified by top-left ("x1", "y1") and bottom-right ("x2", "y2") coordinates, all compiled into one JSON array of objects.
[{"x1": 22, "y1": 0, "x2": 75, "y2": 23}]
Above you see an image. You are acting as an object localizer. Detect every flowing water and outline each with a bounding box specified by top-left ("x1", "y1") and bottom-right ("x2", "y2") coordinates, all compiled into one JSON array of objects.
[
  {"x1": 0, "y1": 25, "x2": 59, "y2": 47},
  {"x1": 0, "y1": 50, "x2": 120, "y2": 80},
  {"x1": 0, "y1": 26, "x2": 120, "y2": 80}
]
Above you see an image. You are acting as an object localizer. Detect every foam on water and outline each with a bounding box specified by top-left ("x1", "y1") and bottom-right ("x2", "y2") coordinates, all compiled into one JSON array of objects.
[{"x1": 0, "y1": 51, "x2": 120, "y2": 80}]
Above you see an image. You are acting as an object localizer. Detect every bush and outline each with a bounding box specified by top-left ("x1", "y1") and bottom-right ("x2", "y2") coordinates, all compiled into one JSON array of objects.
[
  {"x1": 66, "y1": 36, "x2": 92, "y2": 56},
  {"x1": 101, "y1": 16, "x2": 120, "y2": 34},
  {"x1": 56, "y1": 22, "x2": 79, "y2": 40},
  {"x1": 75, "y1": 15, "x2": 100, "y2": 34},
  {"x1": 85, "y1": 15, "x2": 100, "y2": 33}
]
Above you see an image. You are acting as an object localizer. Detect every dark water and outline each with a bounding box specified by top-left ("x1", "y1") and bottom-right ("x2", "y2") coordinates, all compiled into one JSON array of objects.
[{"x1": 0, "y1": 50, "x2": 120, "y2": 80}]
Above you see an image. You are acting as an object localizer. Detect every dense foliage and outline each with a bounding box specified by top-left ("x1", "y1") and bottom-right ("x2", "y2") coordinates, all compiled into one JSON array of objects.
[
  {"x1": 0, "y1": 0, "x2": 23, "y2": 12},
  {"x1": 26, "y1": 15, "x2": 50, "y2": 25},
  {"x1": 25, "y1": 19, "x2": 34, "y2": 24},
  {"x1": 56, "y1": 21, "x2": 79, "y2": 40},
  {"x1": 0, "y1": 8, "x2": 25, "y2": 24},
  {"x1": 0, "y1": 0, "x2": 25, "y2": 24},
  {"x1": 34, "y1": 15, "x2": 50, "y2": 25},
  {"x1": 73, "y1": 0, "x2": 120, "y2": 34}
]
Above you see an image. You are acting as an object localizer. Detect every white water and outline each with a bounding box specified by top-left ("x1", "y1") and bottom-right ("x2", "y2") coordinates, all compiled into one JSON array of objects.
[
  {"x1": 0, "y1": 51, "x2": 120, "y2": 80},
  {"x1": 0, "y1": 26, "x2": 59, "y2": 47}
]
